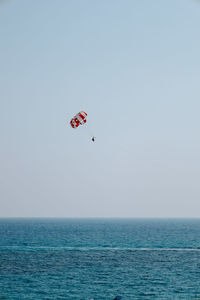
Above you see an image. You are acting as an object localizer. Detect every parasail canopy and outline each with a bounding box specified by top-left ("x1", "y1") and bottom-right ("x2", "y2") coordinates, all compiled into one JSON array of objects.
[{"x1": 70, "y1": 111, "x2": 87, "y2": 128}]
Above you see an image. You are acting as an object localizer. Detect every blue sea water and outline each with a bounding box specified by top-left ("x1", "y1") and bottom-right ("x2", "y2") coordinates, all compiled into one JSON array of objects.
[{"x1": 0, "y1": 219, "x2": 200, "y2": 299}]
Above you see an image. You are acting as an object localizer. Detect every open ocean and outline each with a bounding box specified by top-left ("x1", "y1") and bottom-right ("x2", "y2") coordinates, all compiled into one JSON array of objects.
[{"x1": 0, "y1": 218, "x2": 200, "y2": 299}]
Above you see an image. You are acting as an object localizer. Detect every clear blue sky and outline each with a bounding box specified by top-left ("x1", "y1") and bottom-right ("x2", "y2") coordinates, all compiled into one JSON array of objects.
[{"x1": 1, "y1": 0, "x2": 200, "y2": 217}]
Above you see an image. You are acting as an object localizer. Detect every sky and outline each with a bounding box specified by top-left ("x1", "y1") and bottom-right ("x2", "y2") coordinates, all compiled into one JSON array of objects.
[{"x1": 0, "y1": 0, "x2": 200, "y2": 218}]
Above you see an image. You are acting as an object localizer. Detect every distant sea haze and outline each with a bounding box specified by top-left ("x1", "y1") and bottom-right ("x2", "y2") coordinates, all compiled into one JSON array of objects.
[{"x1": 0, "y1": 218, "x2": 200, "y2": 299}]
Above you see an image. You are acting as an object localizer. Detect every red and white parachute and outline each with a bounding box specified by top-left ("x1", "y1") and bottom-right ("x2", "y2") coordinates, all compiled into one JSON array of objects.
[
  {"x1": 70, "y1": 111, "x2": 87, "y2": 129},
  {"x1": 70, "y1": 111, "x2": 95, "y2": 142}
]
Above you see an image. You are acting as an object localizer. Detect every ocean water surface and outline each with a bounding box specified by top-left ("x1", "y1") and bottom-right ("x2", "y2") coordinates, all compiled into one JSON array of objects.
[{"x1": 0, "y1": 218, "x2": 200, "y2": 299}]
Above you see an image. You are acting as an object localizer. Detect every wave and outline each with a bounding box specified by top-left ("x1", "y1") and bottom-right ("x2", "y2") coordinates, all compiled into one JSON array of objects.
[{"x1": 1, "y1": 246, "x2": 200, "y2": 251}]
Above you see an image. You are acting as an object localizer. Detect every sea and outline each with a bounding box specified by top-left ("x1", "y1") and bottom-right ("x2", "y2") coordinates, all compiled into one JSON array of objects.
[{"x1": 0, "y1": 218, "x2": 200, "y2": 299}]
